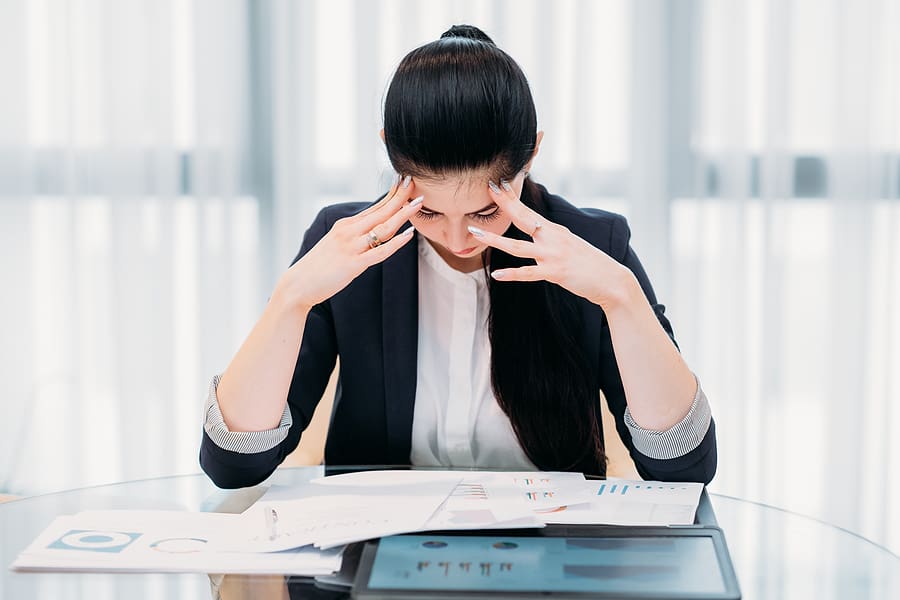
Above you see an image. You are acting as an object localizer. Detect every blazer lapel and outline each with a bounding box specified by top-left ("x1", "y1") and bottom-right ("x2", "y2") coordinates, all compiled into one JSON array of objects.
[{"x1": 381, "y1": 233, "x2": 419, "y2": 464}]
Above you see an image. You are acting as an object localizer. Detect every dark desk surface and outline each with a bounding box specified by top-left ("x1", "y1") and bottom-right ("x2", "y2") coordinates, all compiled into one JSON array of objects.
[{"x1": 2, "y1": 467, "x2": 897, "y2": 599}]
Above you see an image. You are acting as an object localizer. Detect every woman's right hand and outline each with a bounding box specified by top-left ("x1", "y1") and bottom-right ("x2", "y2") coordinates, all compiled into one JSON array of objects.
[{"x1": 275, "y1": 175, "x2": 422, "y2": 311}]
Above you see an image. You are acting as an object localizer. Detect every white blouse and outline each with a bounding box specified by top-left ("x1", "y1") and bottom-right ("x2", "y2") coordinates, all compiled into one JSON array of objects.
[{"x1": 409, "y1": 236, "x2": 537, "y2": 469}]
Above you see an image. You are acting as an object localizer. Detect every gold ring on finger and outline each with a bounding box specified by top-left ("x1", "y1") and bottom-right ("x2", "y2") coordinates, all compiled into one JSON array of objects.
[{"x1": 367, "y1": 230, "x2": 382, "y2": 249}]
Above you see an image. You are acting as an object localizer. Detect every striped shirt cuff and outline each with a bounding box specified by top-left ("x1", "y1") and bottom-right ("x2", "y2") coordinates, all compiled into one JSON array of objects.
[
  {"x1": 623, "y1": 376, "x2": 712, "y2": 460},
  {"x1": 203, "y1": 374, "x2": 293, "y2": 454}
]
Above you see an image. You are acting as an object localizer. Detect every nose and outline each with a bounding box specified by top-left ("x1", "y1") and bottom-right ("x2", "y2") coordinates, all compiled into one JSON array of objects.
[{"x1": 445, "y1": 223, "x2": 473, "y2": 253}]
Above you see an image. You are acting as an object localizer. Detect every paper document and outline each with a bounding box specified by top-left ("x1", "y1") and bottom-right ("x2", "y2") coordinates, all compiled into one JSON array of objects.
[
  {"x1": 227, "y1": 470, "x2": 589, "y2": 550},
  {"x1": 424, "y1": 471, "x2": 589, "y2": 530},
  {"x1": 219, "y1": 474, "x2": 464, "y2": 552},
  {"x1": 11, "y1": 471, "x2": 705, "y2": 575},
  {"x1": 540, "y1": 479, "x2": 704, "y2": 526},
  {"x1": 11, "y1": 510, "x2": 343, "y2": 575}
]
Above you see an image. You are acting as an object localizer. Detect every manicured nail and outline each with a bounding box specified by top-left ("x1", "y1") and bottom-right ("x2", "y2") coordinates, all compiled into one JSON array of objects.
[
  {"x1": 410, "y1": 195, "x2": 424, "y2": 206},
  {"x1": 400, "y1": 225, "x2": 415, "y2": 236},
  {"x1": 392, "y1": 173, "x2": 401, "y2": 187},
  {"x1": 467, "y1": 225, "x2": 485, "y2": 237},
  {"x1": 402, "y1": 175, "x2": 412, "y2": 188},
  {"x1": 500, "y1": 179, "x2": 512, "y2": 192},
  {"x1": 491, "y1": 270, "x2": 507, "y2": 279},
  {"x1": 488, "y1": 180, "x2": 501, "y2": 194}
]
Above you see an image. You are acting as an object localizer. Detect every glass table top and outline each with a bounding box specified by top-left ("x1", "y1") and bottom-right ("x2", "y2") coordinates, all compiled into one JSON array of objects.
[{"x1": 1, "y1": 466, "x2": 897, "y2": 599}]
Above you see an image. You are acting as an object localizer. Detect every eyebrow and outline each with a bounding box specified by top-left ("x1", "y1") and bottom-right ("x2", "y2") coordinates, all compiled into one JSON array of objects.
[{"x1": 419, "y1": 202, "x2": 498, "y2": 215}]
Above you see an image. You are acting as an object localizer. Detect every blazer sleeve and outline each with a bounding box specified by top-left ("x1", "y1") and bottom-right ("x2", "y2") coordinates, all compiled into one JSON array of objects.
[
  {"x1": 199, "y1": 207, "x2": 340, "y2": 489},
  {"x1": 598, "y1": 214, "x2": 718, "y2": 484}
]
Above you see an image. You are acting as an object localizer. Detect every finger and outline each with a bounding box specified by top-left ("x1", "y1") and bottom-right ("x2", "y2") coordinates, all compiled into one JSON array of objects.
[
  {"x1": 355, "y1": 175, "x2": 415, "y2": 231},
  {"x1": 371, "y1": 194, "x2": 424, "y2": 239},
  {"x1": 467, "y1": 225, "x2": 540, "y2": 260},
  {"x1": 487, "y1": 173, "x2": 542, "y2": 234},
  {"x1": 357, "y1": 195, "x2": 423, "y2": 253},
  {"x1": 362, "y1": 225, "x2": 416, "y2": 265},
  {"x1": 490, "y1": 265, "x2": 546, "y2": 283}
]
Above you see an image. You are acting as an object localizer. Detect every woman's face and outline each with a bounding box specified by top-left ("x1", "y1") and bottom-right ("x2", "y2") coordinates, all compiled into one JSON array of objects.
[{"x1": 407, "y1": 171, "x2": 525, "y2": 270}]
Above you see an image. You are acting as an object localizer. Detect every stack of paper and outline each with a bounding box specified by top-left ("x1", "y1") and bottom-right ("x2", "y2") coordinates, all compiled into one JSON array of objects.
[
  {"x1": 11, "y1": 471, "x2": 704, "y2": 575},
  {"x1": 234, "y1": 470, "x2": 592, "y2": 549},
  {"x1": 221, "y1": 471, "x2": 703, "y2": 552},
  {"x1": 221, "y1": 472, "x2": 465, "y2": 552}
]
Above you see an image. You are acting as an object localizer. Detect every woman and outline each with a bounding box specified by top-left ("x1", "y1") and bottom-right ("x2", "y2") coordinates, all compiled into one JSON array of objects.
[{"x1": 200, "y1": 25, "x2": 716, "y2": 489}]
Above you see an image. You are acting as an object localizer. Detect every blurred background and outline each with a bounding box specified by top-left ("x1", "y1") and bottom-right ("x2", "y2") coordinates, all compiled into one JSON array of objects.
[{"x1": 0, "y1": 0, "x2": 897, "y2": 558}]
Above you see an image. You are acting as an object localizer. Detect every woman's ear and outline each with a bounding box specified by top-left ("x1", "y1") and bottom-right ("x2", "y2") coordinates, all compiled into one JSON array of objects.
[
  {"x1": 379, "y1": 128, "x2": 385, "y2": 143},
  {"x1": 524, "y1": 130, "x2": 544, "y2": 173}
]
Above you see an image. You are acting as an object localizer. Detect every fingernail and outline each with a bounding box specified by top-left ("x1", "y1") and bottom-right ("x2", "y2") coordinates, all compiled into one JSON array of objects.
[
  {"x1": 488, "y1": 180, "x2": 501, "y2": 194},
  {"x1": 467, "y1": 225, "x2": 484, "y2": 237},
  {"x1": 410, "y1": 195, "x2": 424, "y2": 206},
  {"x1": 401, "y1": 225, "x2": 415, "y2": 236},
  {"x1": 491, "y1": 270, "x2": 506, "y2": 279},
  {"x1": 392, "y1": 173, "x2": 401, "y2": 187},
  {"x1": 402, "y1": 175, "x2": 412, "y2": 188},
  {"x1": 500, "y1": 179, "x2": 512, "y2": 192}
]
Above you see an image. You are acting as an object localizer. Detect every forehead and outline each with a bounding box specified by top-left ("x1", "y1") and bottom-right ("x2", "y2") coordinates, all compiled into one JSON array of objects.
[{"x1": 414, "y1": 174, "x2": 493, "y2": 213}]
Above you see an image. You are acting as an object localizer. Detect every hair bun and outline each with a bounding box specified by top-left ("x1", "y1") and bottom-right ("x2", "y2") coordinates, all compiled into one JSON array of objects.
[{"x1": 440, "y1": 24, "x2": 495, "y2": 45}]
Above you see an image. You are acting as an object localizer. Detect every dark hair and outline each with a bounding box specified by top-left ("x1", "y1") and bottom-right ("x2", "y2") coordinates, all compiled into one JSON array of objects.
[
  {"x1": 383, "y1": 25, "x2": 536, "y2": 182},
  {"x1": 383, "y1": 25, "x2": 607, "y2": 475}
]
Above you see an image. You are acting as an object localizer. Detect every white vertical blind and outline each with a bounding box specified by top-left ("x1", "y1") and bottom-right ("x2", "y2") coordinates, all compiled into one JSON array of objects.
[
  {"x1": 1, "y1": 0, "x2": 897, "y2": 570},
  {"x1": 0, "y1": 0, "x2": 259, "y2": 494},
  {"x1": 676, "y1": 0, "x2": 900, "y2": 559}
]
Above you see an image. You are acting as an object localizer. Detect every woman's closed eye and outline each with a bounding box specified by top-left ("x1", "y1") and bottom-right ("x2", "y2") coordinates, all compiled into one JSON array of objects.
[
  {"x1": 415, "y1": 207, "x2": 502, "y2": 223},
  {"x1": 415, "y1": 209, "x2": 441, "y2": 221},
  {"x1": 472, "y1": 207, "x2": 502, "y2": 223}
]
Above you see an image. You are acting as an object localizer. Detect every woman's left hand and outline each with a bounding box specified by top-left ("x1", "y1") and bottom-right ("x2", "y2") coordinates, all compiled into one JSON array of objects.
[{"x1": 470, "y1": 178, "x2": 637, "y2": 310}]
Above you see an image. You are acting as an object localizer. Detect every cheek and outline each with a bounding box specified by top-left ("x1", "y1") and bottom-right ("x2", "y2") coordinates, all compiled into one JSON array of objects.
[
  {"x1": 411, "y1": 219, "x2": 441, "y2": 241},
  {"x1": 484, "y1": 215, "x2": 514, "y2": 236}
]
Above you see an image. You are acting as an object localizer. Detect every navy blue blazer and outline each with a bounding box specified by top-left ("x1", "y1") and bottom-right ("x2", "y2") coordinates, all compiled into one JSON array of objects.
[{"x1": 200, "y1": 184, "x2": 717, "y2": 488}]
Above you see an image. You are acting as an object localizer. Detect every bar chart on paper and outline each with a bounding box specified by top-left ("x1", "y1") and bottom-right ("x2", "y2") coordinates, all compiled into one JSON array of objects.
[
  {"x1": 542, "y1": 479, "x2": 704, "y2": 526},
  {"x1": 594, "y1": 482, "x2": 698, "y2": 500}
]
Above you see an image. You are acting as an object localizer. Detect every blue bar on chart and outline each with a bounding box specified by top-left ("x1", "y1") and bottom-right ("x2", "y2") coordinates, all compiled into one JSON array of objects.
[{"x1": 596, "y1": 484, "x2": 631, "y2": 497}]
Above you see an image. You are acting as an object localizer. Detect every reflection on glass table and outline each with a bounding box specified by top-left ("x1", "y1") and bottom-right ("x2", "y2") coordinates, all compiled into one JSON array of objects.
[{"x1": 1, "y1": 467, "x2": 897, "y2": 599}]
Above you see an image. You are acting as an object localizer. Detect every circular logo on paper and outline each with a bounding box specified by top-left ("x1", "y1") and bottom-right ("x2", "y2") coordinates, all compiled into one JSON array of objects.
[
  {"x1": 492, "y1": 541, "x2": 518, "y2": 550},
  {"x1": 49, "y1": 530, "x2": 141, "y2": 553},
  {"x1": 149, "y1": 537, "x2": 208, "y2": 554},
  {"x1": 421, "y1": 541, "x2": 448, "y2": 549}
]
